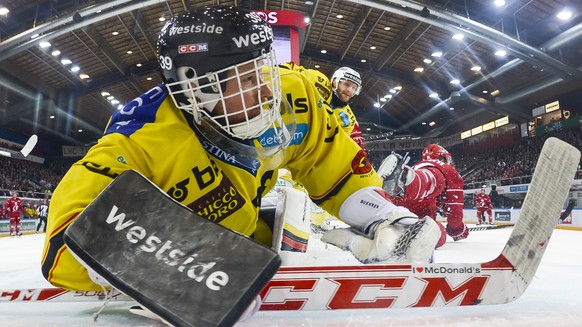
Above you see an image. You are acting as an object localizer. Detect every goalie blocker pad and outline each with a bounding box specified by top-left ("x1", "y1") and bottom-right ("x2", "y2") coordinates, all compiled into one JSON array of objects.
[{"x1": 63, "y1": 170, "x2": 281, "y2": 327}]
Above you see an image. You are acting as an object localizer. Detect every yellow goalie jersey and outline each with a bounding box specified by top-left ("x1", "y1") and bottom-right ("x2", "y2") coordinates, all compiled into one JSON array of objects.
[{"x1": 42, "y1": 65, "x2": 382, "y2": 291}]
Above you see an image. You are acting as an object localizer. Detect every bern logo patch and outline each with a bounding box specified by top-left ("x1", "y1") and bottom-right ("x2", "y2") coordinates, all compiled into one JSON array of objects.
[{"x1": 351, "y1": 150, "x2": 372, "y2": 174}]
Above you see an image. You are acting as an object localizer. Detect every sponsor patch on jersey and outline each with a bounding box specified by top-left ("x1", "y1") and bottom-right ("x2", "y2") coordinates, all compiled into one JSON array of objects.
[
  {"x1": 187, "y1": 177, "x2": 246, "y2": 224},
  {"x1": 351, "y1": 150, "x2": 373, "y2": 175},
  {"x1": 178, "y1": 43, "x2": 208, "y2": 54},
  {"x1": 258, "y1": 123, "x2": 308, "y2": 147}
]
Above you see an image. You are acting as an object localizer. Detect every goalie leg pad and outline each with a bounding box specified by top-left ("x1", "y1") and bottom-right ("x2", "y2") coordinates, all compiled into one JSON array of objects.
[{"x1": 271, "y1": 187, "x2": 311, "y2": 254}]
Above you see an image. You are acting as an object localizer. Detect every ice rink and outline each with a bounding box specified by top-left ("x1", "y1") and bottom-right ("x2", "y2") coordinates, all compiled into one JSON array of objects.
[{"x1": 1, "y1": 224, "x2": 582, "y2": 327}]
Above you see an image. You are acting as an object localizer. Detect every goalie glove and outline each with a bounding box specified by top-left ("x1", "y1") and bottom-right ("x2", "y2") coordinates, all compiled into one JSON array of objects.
[{"x1": 377, "y1": 152, "x2": 415, "y2": 197}]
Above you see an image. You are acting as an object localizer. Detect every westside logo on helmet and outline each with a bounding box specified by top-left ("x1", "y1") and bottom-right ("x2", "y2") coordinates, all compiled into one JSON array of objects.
[
  {"x1": 178, "y1": 43, "x2": 209, "y2": 54},
  {"x1": 232, "y1": 29, "x2": 274, "y2": 48},
  {"x1": 168, "y1": 23, "x2": 224, "y2": 35}
]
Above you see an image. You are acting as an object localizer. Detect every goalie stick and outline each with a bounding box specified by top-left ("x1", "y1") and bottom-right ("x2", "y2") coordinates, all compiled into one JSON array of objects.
[
  {"x1": 1, "y1": 137, "x2": 580, "y2": 310},
  {"x1": 0, "y1": 134, "x2": 38, "y2": 159}
]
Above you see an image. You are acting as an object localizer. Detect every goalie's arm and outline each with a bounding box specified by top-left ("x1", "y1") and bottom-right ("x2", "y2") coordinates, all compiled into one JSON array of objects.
[{"x1": 41, "y1": 134, "x2": 150, "y2": 291}]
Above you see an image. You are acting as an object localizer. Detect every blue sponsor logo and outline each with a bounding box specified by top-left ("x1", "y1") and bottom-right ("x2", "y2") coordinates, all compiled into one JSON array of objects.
[
  {"x1": 494, "y1": 211, "x2": 511, "y2": 222},
  {"x1": 509, "y1": 185, "x2": 528, "y2": 192},
  {"x1": 259, "y1": 124, "x2": 308, "y2": 147}
]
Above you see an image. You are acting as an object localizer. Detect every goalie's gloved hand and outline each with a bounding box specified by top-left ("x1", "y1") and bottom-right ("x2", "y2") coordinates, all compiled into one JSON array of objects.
[
  {"x1": 321, "y1": 208, "x2": 440, "y2": 264},
  {"x1": 377, "y1": 152, "x2": 415, "y2": 197}
]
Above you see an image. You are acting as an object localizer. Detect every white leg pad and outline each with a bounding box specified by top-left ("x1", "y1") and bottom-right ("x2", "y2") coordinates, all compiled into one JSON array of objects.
[{"x1": 271, "y1": 187, "x2": 311, "y2": 254}]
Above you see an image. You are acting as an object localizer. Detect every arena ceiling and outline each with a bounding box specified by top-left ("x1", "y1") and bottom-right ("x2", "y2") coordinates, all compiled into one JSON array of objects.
[{"x1": 0, "y1": 0, "x2": 581, "y2": 150}]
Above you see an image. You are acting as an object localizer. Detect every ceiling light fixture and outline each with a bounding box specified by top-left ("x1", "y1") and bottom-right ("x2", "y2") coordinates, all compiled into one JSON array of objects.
[
  {"x1": 0, "y1": 7, "x2": 9, "y2": 15},
  {"x1": 557, "y1": 10, "x2": 572, "y2": 21}
]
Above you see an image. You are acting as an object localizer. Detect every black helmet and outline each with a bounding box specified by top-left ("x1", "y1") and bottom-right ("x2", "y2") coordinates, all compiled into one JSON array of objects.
[
  {"x1": 158, "y1": 6, "x2": 273, "y2": 87},
  {"x1": 157, "y1": 6, "x2": 295, "y2": 166}
]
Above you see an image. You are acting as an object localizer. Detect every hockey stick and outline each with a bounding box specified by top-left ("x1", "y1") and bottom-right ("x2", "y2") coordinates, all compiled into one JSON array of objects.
[
  {"x1": 1, "y1": 138, "x2": 580, "y2": 309},
  {"x1": 469, "y1": 223, "x2": 514, "y2": 231},
  {"x1": 469, "y1": 199, "x2": 576, "y2": 232},
  {"x1": 0, "y1": 134, "x2": 38, "y2": 159}
]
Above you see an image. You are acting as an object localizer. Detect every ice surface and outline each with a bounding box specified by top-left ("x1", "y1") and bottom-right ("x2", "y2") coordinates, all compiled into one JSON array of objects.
[{"x1": 1, "y1": 226, "x2": 582, "y2": 327}]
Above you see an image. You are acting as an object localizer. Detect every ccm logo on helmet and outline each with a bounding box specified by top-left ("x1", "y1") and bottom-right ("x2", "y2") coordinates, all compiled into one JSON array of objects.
[
  {"x1": 168, "y1": 23, "x2": 224, "y2": 35},
  {"x1": 232, "y1": 29, "x2": 273, "y2": 48},
  {"x1": 178, "y1": 43, "x2": 209, "y2": 54}
]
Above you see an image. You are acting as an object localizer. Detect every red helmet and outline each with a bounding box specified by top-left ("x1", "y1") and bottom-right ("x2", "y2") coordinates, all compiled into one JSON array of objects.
[{"x1": 422, "y1": 144, "x2": 453, "y2": 165}]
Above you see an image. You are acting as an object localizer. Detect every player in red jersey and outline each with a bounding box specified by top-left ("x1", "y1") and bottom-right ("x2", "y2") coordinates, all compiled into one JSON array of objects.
[
  {"x1": 475, "y1": 188, "x2": 493, "y2": 225},
  {"x1": 6, "y1": 191, "x2": 23, "y2": 236},
  {"x1": 378, "y1": 144, "x2": 469, "y2": 248}
]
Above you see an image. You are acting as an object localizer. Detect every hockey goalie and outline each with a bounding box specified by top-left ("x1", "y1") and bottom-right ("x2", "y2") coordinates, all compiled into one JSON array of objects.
[{"x1": 40, "y1": 6, "x2": 440, "y2": 327}]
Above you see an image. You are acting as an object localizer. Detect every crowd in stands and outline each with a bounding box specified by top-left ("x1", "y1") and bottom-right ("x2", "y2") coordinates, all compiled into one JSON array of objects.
[
  {"x1": 458, "y1": 128, "x2": 582, "y2": 189},
  {"x1": 367, "y1": 127, "x2": 582, "y2": 190},
  {"x1": 0, "y1": 125, "x2": 580, "y2": 216},
  {"x1": 0, "y1": 157, "x2": 75, "y2": 199}
]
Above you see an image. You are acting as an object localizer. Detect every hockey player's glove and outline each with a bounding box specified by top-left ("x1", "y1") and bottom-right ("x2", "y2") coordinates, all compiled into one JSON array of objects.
[
  {"x1": 321, "y1": 209, "x2": 440, "y2": 264},
  {"x1": 377, "y1": 152, "x2": 415, "y2": 197}
]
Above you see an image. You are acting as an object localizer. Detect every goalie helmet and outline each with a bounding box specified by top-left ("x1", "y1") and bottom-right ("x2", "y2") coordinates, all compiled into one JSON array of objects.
[
  {"x1": 422, "y1": 144, "x2": 453, "y2": 165},
  {"x1": 157, "y1": 6, "x2": 295, "y2": 167},
  {"x1": 331, "y1": 67, "x2": 362, "y2": 97}
]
